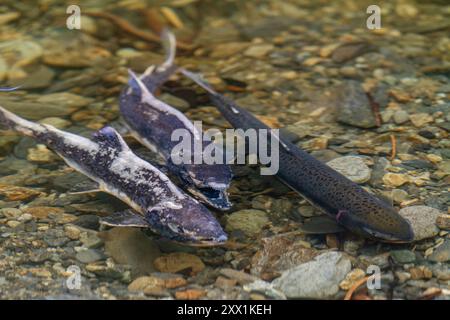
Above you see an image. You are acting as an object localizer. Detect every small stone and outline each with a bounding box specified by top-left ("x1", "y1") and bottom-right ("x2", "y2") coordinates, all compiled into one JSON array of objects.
[
  {"x1": 332, "y1": 42, "x2": 370, "y2": 63},
  {"x1": 409, "y1": 266, "x2": 433, "y2": 279},
  {"x1": 154, "y1": 252, "x2": 205, "y2": 275},
  {"x1": 0, "y1": 12, "x2": 20, "y2": 25},
  {"x1": 428, "y1": 240, "x2": 450, "y2": 262},
  {"x1": 75, "y1": 249, "x2": 105, "y2": 264},
  {"x1": 396, "y1": 3, "x2": 419, "y2": 18},
  {"x1": 390, "y1": 189, "x2": 410, "y2": 204},
  {"x1": 219, "y1": 268, "x2": 258, "y2": 285},
  {"x1": 272, "y1": 252, "x2": 351, "y2": 299},
  {"x1": 335, "y1": 81, "x2": 377, "y2": 128},
  {"x1": 243, "y1": 44, "x2": 274, "y2": 58},
  {"x1": 0, "y1": 208, "x2": 22, "y2": 219},
  {"x1": 326, "y1": 156, "x2": 371, "y2": 183},
  {"x1": 27, "y1": 144, "x2": 58, "y2": 163},
  {"x1": 128, "y1": 273, "x2": 187, "y2": 292},
  {"x1": 215, "y1": 276, "x2": 237, "y2": 289},
  {"x1": 28, "y1": 268, "x2": 52, "y2": 278},
  {"x1": 395, "y1": 271, "x2": 411, "y2": 283},
  {"x1": 225, "y1": 209, "x2": 269, "y2": 237},
  {"x1": 17, "y1": 213, "x2": 33, "y2": 222},
  {"x1": 399, "y1": 206, "x2": 442, "y2": 241},
  {"x1": 409, "y1": 113, "x2": 433, "y2": 127},
  {"x1": 24, "y1": 207, "x2": 64, "y2": 220},
  {"x1": 175, "y1": 289, "x2": 206, "y2": 300},
  {"x1": 6, "y1": 220, "x2": 21, "y2": 228},
  {"x1": 128, "y1": 276, "x2": 155, "y2": 292},
  {"x1": 393, "y1": 110, "x2": 409, "y2": 124},
  {"x1": 436, "y1": 215, "x2": 450, "y2": 230},
  {"x1": 339, "y1": 268, "x2": 366, "y2": 290},
  {"x1": 79, "y1": 230, "x2": 103, "y2": 248},
  {"x1": 426, "y1": 154, "x2": 442, "y2": 164},
  {"x1": 382, "y1": 173, "x2": 410, "y2": 187},
  {"x1": 64, "y1": 225, "x2": 81, "y2": 240},
  {"x1": 390, "y1": 250, "x2": 416, "y2": 264},
  {"x1": 0, "y1": 184, "x2": 41, "y2": 201}
]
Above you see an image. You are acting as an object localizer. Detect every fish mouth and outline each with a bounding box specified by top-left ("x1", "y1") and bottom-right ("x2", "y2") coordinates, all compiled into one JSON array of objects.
[
  {"x1": 360, "y1": 225, "x2": 415, "y2": 243},
  {"x1": 179, "y1": 234, "x2": 228, "y2": 247},
  {"x1": 188, "y1": 186, "x2": 232, "y2": 210}
]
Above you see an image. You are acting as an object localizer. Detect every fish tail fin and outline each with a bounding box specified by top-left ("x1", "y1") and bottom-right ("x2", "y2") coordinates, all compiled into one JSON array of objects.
[
  {"x1": 0, "y1": 105, "x2": 43, "y2": 136},
  {"x1": 180, "y1": 68, "x2": 218, "y2": 96}
]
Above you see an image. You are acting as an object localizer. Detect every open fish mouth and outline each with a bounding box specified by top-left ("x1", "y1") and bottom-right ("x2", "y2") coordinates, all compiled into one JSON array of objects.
[
  {"x1": 360, "y1": 226, "x2": 414, "y2": 243},
  {"x1": 188, "y1": 186, "x2": 232, "y2": 210},
  {"x1": 179, "y1": 235, "x2": 228, "y2": 247}
]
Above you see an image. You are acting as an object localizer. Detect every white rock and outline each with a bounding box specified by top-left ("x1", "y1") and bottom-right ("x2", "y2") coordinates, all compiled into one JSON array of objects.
[
  {"x1": 399, "y1": 206, "x2": 442, "y2": 241},
  {"x1": 272, "y1": 251, "x2": 351, "y2": 299},
  {"x1": 327, "y1": 156, "x2": 371, "y2": 183}
]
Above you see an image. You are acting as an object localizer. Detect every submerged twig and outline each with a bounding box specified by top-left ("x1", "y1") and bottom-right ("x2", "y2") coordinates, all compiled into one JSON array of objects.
[
  {"x1": 344, "y1": 276, "x2": 371, "y2": 300},
  {"x1": 389, "y1": 134, "x2": 397, "y2": 161}
]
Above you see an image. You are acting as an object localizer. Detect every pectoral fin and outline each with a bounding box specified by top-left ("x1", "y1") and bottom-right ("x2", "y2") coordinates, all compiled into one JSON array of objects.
[
  {"x1": 100, "y1": 209, "x2": 149, "y2": 228},
  {"x1": 299, "y1": 216, "x2": 345, "y2": 234},
  {"x1": 68, "y1": 180, "x2": 102, "y2": 195}
]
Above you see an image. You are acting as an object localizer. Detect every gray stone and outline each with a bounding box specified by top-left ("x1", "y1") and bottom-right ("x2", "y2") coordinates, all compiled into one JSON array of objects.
[
  {"x1": 326, "y1": 156, "x2": 371, "y2": 183},
  {"x1": 272, "y1": 251, "x2": 351, "y2": 299},
  {"x1": 390, "y1": 250, "x2": 416, "y2": 264},
  {"x1": 335, "y1": 81, "x2": 377, "y2": 128},
  {"x1": 393, "y1": 110, "x2": 409, "y2": 124},
  {"x1": 399, "y1": 206, "x2": 442, "y2": 241},
  {"x1": 428, "y1": 240, "x2": 450, "y2": 262},
  {"x1": 75, "y1": 249, "x2": 106, "y2": 263}
]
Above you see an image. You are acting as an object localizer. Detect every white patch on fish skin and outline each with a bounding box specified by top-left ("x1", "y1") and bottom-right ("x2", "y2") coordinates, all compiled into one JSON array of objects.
[
  {"x1": 158, "y1": 29, "x2": 176, "y2": 72},
  {"x1": 128, "y1": 69, "x2": 201, "y2": 141},
  {"x1": 231, "y1": 107, "x2": 240, "y2": 114},
  {"x1": 207, "y1": 182, "x2": 229, "y2": 190}
]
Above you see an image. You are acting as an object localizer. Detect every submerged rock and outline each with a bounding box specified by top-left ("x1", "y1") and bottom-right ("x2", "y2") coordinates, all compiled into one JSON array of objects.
[
  {"x1": 272, "y1": 251, "x2": 351, "y2": 299},
  {"x1": 326, "y1": 156, "x2": 371, "y2": 183},
  {"x1": 399, "y1": 206, "x2": 442, "y2": 241},
  {"x1": 335, "y1": 81, "x2": 377, "y2": 128},
  {"x1": 225, "y1": 209, "x2": 269, "y2": 237}
]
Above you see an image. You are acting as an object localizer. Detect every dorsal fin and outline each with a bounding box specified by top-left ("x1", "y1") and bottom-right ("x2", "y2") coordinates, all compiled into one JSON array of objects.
[{"x1": 92, "y1": 126, "x2": 130, "y2": 152}]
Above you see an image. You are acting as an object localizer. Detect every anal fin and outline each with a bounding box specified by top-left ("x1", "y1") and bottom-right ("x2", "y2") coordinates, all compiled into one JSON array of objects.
[
  {"x1": 68, "y1": 180, "x2": 102, "y2": 195},
  {"x1": 100, "y1": 209, "x2": 149, "y2": 228}
]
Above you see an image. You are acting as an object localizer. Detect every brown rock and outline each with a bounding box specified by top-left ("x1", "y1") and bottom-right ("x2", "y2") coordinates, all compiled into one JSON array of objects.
[
  {"x1": 219, "y1": 268, "x2": 259, "y2": 285},
  {"x1": 23, "y1": 206, "x2": 64, "y2": 219},
  {"x1": 0, "y1": 184, "x2": 42, "y2": 201},
  {"x1": 215, "y1": 276, "x2": 237, "y2": 289},
  {"x1": 175, "y1": 289, "x2": 206, "y2": 300},
  {"x1": 436, "y1": 215, "x2": 450, "y2": 230}
]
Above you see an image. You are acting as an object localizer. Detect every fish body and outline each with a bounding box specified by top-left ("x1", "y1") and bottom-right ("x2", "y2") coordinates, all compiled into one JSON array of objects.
[
  {"x1": 119, "y1": 31, "x2": 233, "y2": 210},
  {"x1": 182, "y1": 70, "x2": 414, "y2": 243},
  {"x1": 0, "y1": 105, "x2": 227, "y2": 244}
]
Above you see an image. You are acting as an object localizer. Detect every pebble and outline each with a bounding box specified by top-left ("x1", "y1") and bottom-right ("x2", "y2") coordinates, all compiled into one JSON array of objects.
[
  {"x1": 409, "y1": 113, "x2": 433, "y2": 127},
  {"x1": 399, "y1": 206, "x2": 442, "y2": 241},
  {"x1": 335, "y1": 81, "x2": 377, "y2": 128},
  {"x1": 339, "y1": 268, "x2": 366, "y2": 290},
  {"x1": 27, "y1": 145, "x2": 58, "y2": 163},
  {"x1": 428, "y1": 240, "x2": 450, "y2": 262},
  {"x1": 64, "y1": 225, "x2": 81, "y2": 240},
  {"x1": 128, "y1": 273, "x2": 187, "y2": 293},
  {"x1": 243, "y1": 280, "x2": 286, "y2": 300},
  {"x1": 390, "y1": 189, "x2": 410, "y2": 204},
  {"x1": 382, "y1": 173, "x2": 410, "y2": 187},
  {"x1": 393, "y1": 110, "x2": 410, "y2": 124},
  {"x1": 436, "y1": 215, "x2": 450, "y2": 230},
  {"x1": 326, "y1": 156, "x2": 371, "y2": 183},
  {"x1": 272, "y1": 252, "x2": 351, "y2": 299},
  {"x1": 175, "y1": 289, "x2": 206, "y2": 300},
  {"x1": 39, "y1": 117, "x2": 71, "y2": 129},
  {"x1": 225, "y1": 209, "x2": 269, "y2": 237},
  {"x1": 390, "y1": 250, "x2": 416, "y2": 264},
  {"x1": 219, "y1": 268, "x2": 259, "y2": 285},
  {"x1": 154, "y1": 252, "x2": 205, "y2": 275},
  {"x1": 243, "y1": 44, "x2": 274, "y2": 58},
  {"x1": 0, "y1": 208, "x2": 22, "y2": 219},
  {"x1": 80, "y1": 230, "x2": 103, "y2": 248},
  {"x1": 75, "y1": 249, "x2": 105, "y2": 264}
]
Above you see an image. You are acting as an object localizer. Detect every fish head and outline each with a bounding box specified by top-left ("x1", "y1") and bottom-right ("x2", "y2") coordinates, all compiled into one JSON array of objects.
[
  {"x1": 145, "y1": 198, "x2": 228, "y2": 245},
  {"x1": 336, "y1": 202, "x2": 414, "y2": 243},
  {"x1": 183, "y1": 164, "x2": 233, "y2": 210}
]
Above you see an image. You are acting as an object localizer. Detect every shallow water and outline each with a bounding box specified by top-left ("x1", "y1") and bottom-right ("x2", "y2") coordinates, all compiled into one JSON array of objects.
[{"x1": 0, "y1": 0, "x2": 449, "y2": 300}]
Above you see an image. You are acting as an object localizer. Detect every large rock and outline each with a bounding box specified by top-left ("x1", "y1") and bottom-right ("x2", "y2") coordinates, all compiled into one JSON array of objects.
[
  {"x1": 272, "y1": 251, "x2": 351, "y2": 299},
  {"x1": 399, "y1": 206, "x2": 442, "y2": 241},
  {"x1": 335, "y1": 81, "x2": 377, "y2": 128},
  {"x1": 225, "y1": 209, "x2": 269, "y2": 237},
  {"x1": 326, "y1": 156, "x2": 371, "y2": 183}
]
